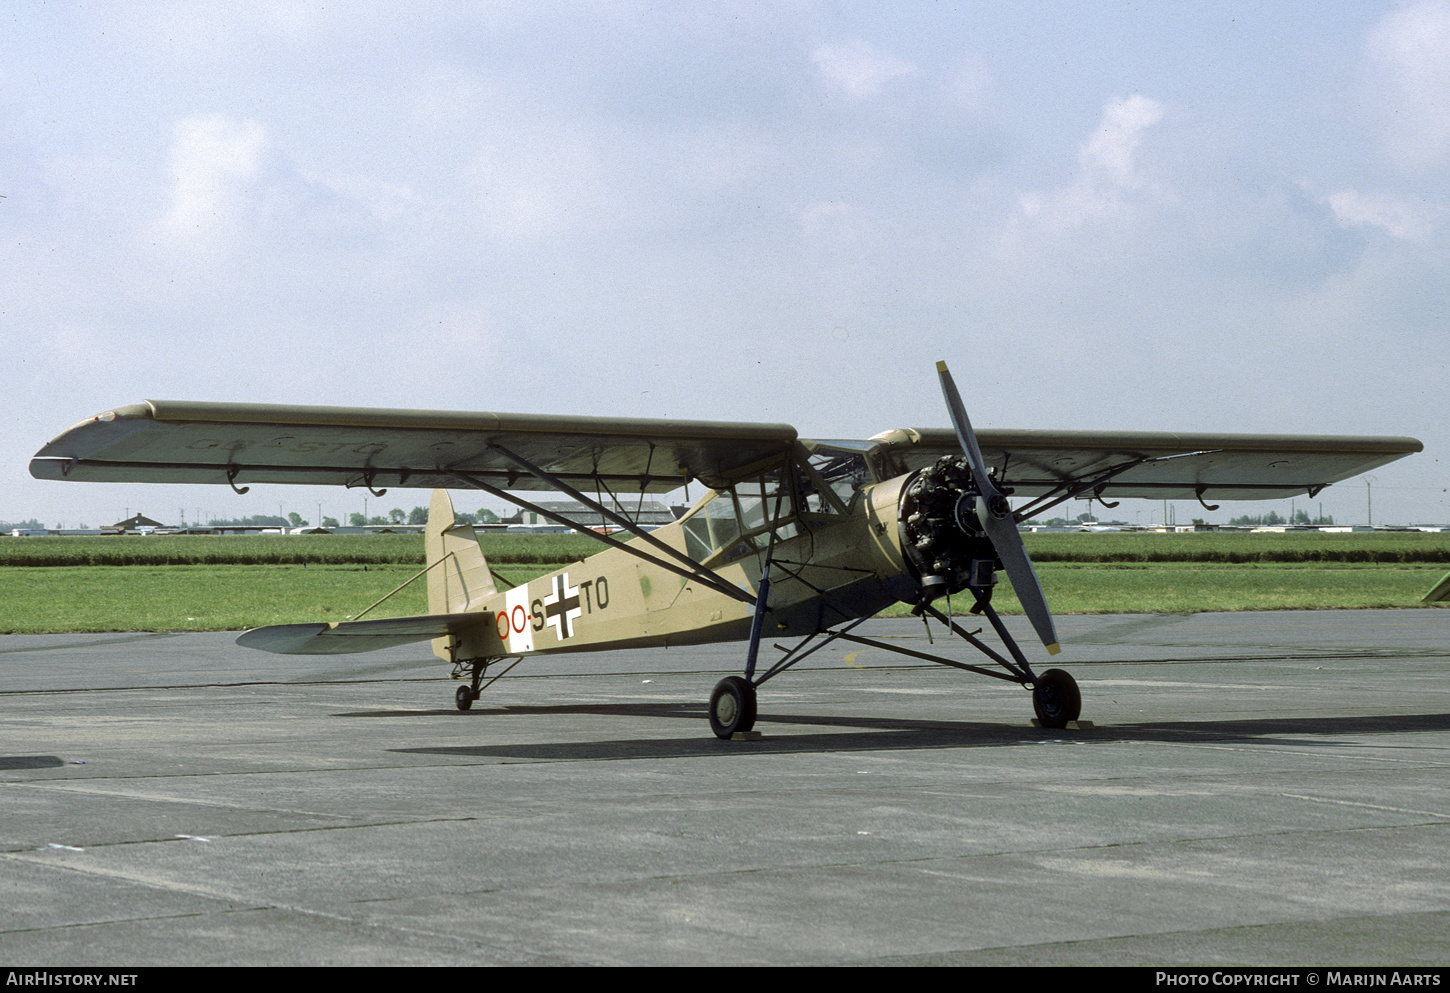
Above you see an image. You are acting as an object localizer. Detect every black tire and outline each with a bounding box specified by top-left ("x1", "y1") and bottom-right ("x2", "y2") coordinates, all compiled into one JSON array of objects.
[
  {"x1": 1032, "y1": 668, "x2": 1081, "y2": 728},
  {"x1": 455, "y1": 684, "x2": 475, "y2": 712},
  {"x1": 709, "y1": 676, "x2": 757, "y2": 739}
]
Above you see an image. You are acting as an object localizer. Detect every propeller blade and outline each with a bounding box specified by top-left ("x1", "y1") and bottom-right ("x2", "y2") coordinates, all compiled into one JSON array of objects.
[{"x1": 935, "y1": 360, "x2": 1060, "y2": 656}]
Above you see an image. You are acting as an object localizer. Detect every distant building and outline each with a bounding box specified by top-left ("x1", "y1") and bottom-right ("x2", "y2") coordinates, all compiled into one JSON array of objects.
[
  {"x1": 500, "y1": 500, "x2": 679, "y2": 530},
  {"x1": 105, "y1": 513, "x2": 167, "y2": 533}
]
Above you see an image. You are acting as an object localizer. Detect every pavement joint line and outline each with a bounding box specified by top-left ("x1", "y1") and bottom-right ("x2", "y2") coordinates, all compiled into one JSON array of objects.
[
  {"x1": 1274, "y1": 792, "x2": 1450, "y2": 819},
  {"x1": 16, "y1": 903, "x2": 531, "y2": 957},
  {"x1": 22, "y1": 769, "x2": 1450, "y2": 818},
  {"x1": 0, "y1": 664, "x2": 923, "y2": 696},
  {"x1": 861, "y1": 907, "x2": 1450, "y2": 965},
  {"x1": 0, "y1": 910, "x2": 219, "y2": 938},
  {"x1": 1142, "y1": 740, "x2": 1450, "y2": 764},
  {"x1": 5, "y1": 653, "x2": 1447, "y2": 700},
  {"x1": 6, "y1": 728, "x2": 1449, "y2": 784},
  {"x1": 5, "y1": 822, "x2": 1448, "y2": 962},
  {"x1": 0, "y1": 869, "x2": 490, "y2": 951},
  {"x1": 17, "y1": 813, "x2": 484, "y2": 847},
  {"x1": 7, "y1": 816, "x2": 1448, "y2": 871},
  {"x1": 0, "y1": 814, "x2": 488, "y2": 856}
]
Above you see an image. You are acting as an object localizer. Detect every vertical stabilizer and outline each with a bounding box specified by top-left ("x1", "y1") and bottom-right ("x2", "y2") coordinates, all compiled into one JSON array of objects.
[{"x1": 426, "y1": 489, "x2": 496, "y2": 615}]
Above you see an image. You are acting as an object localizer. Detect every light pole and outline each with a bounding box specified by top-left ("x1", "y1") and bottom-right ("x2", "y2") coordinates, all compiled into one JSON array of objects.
[{"x1": 1364, "y1": 475, "x2": 1377, "y2": 527}]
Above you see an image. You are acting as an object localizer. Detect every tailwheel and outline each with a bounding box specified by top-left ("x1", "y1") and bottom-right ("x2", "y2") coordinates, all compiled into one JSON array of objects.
[
  {"x1": 455, "y1": 684, "x2": 476, "y2": 712},
  {"x1": 709, "y1": 676, "x2": 757, "y2": 739},
  {"x1": 1032, "y1": 668, "x2": 1081, "y2": 728}
]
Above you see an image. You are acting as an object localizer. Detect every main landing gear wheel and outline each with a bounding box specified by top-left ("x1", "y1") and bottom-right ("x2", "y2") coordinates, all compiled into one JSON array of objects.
[
  {"x1": 455, "y1": 685, "x2": 476, "y2": 712},
  {"x1": 709, "y1": 676, "x2": 757, "y2": 739},
  {"x1": 1032, "y1": 668, "x2": 1081, "y2": 729}
]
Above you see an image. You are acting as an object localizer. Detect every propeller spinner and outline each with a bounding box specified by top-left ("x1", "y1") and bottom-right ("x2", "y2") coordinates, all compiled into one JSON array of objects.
[{"x1": 935, "y1": 360, "x2": 1060, "y2": 656}]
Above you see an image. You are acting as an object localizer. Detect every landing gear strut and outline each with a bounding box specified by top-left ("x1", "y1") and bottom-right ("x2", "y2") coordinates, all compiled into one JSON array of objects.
[{"x1": 453, "y1": 658, "x2": 496, "y2": 712}]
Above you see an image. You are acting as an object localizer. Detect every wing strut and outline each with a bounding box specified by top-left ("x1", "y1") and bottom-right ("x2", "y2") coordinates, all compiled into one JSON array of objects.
[
  {"x1": 447, "y1": 469, "x2": 756, "y2": 606},
  {"x1": 487, "y1": 442, "x2": 747, "y2": 594},
  {"x1": 747, "y1": 598, "x2": 1039, "y2": 691}
]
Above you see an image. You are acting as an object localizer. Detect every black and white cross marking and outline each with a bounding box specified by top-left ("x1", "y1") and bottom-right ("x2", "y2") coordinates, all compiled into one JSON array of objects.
[{"x1": 544, "y1": 572, "x2": 583, "y2": 641}]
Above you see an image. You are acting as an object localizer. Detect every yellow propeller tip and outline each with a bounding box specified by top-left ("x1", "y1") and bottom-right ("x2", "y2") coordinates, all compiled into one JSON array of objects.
[
  {"x1": 1046, "y1": 643, "x2": 1061, "y2": 656},
  {"x1": 935, "y1": 360, "x2": 948, "y2": 372}
]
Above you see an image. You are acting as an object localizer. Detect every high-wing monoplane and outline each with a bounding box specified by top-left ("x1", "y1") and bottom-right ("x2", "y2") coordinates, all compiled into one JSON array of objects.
[{"x1": 30, "y1": 364, "x2": 1422, "y2": 736}]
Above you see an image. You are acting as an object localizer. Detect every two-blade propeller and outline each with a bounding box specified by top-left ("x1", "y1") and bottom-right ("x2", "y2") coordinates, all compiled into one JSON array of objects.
[{"x1": 935, "y1": 360, "x2": 1060, "y2": 656}]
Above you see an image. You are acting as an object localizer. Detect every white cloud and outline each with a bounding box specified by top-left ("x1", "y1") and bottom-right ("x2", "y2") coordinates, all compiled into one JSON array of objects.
[
  {"x1": 1366, "y1": 0, "x2": 1450, "y2": 171},
  {"x1": 157, "y1": 114, "x2": 270, "y2": 245},
  {"x1": 811, "y1": 40, "x2": 915, "y2": 98},
  {"x1": 1325, "y1": 188, "x2": 1441, "y2": 241},
  {"x1": 1078, "y1": 94, "x2": 1163, "y2": 187},
  {"x1": 1019, "y1": 94, "x2": 1165, "y2": 231}
]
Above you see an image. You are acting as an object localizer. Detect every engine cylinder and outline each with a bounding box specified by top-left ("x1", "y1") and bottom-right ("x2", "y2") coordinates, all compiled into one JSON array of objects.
[{"x1": 897, "y1": 456, "x2": 1000, "y2": 599}]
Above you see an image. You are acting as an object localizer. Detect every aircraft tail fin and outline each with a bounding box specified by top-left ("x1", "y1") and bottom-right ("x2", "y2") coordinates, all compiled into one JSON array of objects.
[{"x1": 426, "y1": 488, "x2": 497, "y2": 614}]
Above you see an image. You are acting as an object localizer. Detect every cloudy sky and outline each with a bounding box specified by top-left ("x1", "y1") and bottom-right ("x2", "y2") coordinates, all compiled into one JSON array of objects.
[{"x1": 2, "y1": 1, "x2": 1446, "y2": 528}]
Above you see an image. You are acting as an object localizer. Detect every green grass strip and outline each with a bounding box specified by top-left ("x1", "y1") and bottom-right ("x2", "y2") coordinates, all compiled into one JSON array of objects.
[
  {"x1": 2, "y1": 561, "x2": 1443, "y2": 635},
  {"x1": 0, "y1": 533, "x2": 600, "y2": 567}
]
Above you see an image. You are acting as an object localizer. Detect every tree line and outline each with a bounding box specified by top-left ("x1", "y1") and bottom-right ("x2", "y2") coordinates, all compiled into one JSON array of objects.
[{"x1": 1226, "y1": 510, "x2": 1334, "y2": 526}]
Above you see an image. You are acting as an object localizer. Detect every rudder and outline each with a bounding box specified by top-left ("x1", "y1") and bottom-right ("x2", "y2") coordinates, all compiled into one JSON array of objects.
[{"x1": 426, "y1": 489, "x2": 497, "y2": 615}]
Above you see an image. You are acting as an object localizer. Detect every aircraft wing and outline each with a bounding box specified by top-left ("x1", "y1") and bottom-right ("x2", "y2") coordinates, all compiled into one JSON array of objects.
[
  {"x1": 30, "y1": 401, "x2": 798, "y2": 493},
  {"x1": 31, "y1": 401, "x2": 1419, "y2": 503},
  {"x1": 864, "y1": 428, "x2": 1423, "y2": 502}
]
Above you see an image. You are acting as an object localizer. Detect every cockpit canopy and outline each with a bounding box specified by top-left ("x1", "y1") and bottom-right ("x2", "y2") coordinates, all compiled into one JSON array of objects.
[{"x1": 676, "y1": 442, "x2": 882, "y2": 567}]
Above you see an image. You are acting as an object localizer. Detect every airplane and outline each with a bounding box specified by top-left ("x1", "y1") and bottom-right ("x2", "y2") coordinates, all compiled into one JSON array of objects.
[{"x1": 30, "y1": 363, "x2": 1422, "y2": 737}]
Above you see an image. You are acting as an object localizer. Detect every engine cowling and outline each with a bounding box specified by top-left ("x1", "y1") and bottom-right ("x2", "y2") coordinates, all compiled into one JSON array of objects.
[{"x1": 897, "y1": 455, "x2": 1002, "y2": 601}]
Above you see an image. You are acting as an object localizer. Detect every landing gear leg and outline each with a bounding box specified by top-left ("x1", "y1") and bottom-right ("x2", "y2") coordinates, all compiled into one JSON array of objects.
[
  {"x1": 708, "y1": 561, "x2": 768, "y2": 739},
  {"x1": 455, "y1": 660, "x2": 485, "y2": 712}
]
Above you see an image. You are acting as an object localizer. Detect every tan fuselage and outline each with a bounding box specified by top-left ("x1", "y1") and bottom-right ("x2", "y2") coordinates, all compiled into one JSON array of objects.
[{"x1": 435, "y1": 475, "x2": 916, "y2": 663}]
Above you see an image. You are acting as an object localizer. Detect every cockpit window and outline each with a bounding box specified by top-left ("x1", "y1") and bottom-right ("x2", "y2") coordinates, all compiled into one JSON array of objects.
[
  {"x1": 681, "y1": 491, "x2": 751, "y2": 564},
  {"x1": 808, "y1": 450, "x2": 871, "y2": 510},
  {"x1": 679, "y1": 464, "x2": 799, "y2": 565},
  {"x1": 677, "y1": 447, "x2": 881, "y2": 566}
]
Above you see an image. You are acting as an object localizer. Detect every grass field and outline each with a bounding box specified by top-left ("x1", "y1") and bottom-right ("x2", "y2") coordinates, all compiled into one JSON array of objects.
[
  {"x1": 4, "y1": 530, "x2": 1450, "y2": 567},
  {"x1": 1, "y1": 532, "x2": 1447, "y2": 634},
  {"x1": 0, "y1": 532, "x2": 593, "y2": 567}
]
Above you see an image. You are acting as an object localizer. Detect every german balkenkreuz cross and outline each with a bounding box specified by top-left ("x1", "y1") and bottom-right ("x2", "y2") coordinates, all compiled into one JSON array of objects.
[{"x1": 544, "y1": 573, "x2": 583, "y2": 641}]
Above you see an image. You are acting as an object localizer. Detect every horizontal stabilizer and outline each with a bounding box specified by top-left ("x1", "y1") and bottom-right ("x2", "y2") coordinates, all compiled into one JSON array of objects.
[
  {"x1": 237, "y1": 613, "x2": 484, "y2": 655},
  {"x1": 1424, "y1": 571, "x2": 1450, "y2": 604}
]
